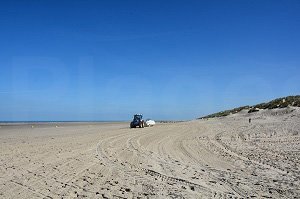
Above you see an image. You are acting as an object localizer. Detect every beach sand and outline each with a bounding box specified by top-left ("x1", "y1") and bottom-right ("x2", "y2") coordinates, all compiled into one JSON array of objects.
[{"x1": 0, "y1": 108, "x2": 299, "y2": 198}]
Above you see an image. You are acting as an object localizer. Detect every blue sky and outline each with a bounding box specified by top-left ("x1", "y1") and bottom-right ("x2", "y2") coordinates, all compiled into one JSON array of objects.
[{"x1": 1, "y1": 0, "x2": 300, "y2": 121}]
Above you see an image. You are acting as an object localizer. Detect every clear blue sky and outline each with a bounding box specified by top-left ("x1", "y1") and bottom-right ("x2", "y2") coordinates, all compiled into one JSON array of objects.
[{"x1": 1, "y1": 0, "x2": 300, "y2": 121}]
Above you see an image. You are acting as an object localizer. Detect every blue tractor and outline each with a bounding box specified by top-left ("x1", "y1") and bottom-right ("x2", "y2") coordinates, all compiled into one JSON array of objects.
[{"x1": 130, "y1": 114, "x2": 145, "y2": 128}]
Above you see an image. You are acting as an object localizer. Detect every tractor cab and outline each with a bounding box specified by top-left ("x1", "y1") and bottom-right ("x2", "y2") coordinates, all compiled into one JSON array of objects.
[{"x1": 134, "y1": 114, "x2": 142, "y2": 121}]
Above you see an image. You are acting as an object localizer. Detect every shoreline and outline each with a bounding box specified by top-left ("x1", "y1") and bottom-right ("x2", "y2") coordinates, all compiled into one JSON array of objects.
[{"x1": 0, "y1": 121, "x2": 128, "y2": 130}]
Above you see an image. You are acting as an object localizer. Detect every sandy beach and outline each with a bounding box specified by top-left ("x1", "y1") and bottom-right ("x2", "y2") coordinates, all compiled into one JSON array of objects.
[{"x1": 0, "y1": 108, "x2": 299, "y2": 198}]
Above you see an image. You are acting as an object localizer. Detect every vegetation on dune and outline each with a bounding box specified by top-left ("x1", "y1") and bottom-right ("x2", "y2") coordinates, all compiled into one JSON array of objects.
[
  {"x1": 251, "y1": 95, "x2": 300, "y2": 109},
  {"x1": 199, "y1": 106, "x2": 250, "y2": 119},
  {"x1": 199, "y1": 95, "x2": 300, "y2": 119}
]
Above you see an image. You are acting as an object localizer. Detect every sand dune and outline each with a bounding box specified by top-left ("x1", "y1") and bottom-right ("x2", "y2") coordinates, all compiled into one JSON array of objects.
[{"x1": 0, "y1": 108, "x2": 299, "y2": 198}]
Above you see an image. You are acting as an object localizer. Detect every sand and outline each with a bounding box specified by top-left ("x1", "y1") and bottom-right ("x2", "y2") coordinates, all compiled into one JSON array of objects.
[{"x1": 0, "y1": 108, "x2": 299, "y2": 198}]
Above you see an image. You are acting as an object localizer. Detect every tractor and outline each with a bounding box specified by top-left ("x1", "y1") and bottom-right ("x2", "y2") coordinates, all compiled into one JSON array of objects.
[{"x1": 130, "y1": 114, "x2": 145, "y2": 128}]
